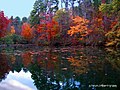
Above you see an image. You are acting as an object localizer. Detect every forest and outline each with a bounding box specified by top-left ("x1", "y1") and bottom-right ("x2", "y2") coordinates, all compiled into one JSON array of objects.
[
  {"x1": 0, "y1": 0, "x2": 120, "y2": 89},
  {"x1": 0, "y1": 0, "x2": 120, "y2": 47}
]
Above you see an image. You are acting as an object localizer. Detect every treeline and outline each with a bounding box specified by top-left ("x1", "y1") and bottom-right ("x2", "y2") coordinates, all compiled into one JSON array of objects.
[{"x1": 0, "y1": 0, "x2": 120, "y2": 47}]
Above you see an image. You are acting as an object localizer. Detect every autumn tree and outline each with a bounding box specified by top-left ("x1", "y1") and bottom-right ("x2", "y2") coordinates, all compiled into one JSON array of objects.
[
  {"x1": 67, "y1": 16, "x2": 92, "y2": 45},
  {"x1": 0, "y1": 11, "x2": 9, "y2": 38},
  {"x1": 21, "y1": 23, "x2": 33, "y2": 41},
  {"x1": 53, "y1": 9, "x2": 72, "y2": 45},
  {"x1": 36, "y1": 19, "x2": 60, "y2": 45},
  {"x1": 84, "y1": 0, "x2": 120, "y2": 46},
  {"x1": 86, "y1": 12, "x2": 106, "y2": 46},
  {"x1": 100, "y1": 0, "x2": 120, "y2": 47}
]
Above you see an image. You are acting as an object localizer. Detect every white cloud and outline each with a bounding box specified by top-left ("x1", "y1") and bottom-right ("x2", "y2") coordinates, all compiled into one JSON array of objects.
[
  {"x1": 0, "y1": 80, "x2": 34, "y2": 90},
  {"x1": 8, "y1": 70, "x2": 32, "y2": 80},
  {"x1": 0, "y1": 70, "x2": 37, "y2": 90}
]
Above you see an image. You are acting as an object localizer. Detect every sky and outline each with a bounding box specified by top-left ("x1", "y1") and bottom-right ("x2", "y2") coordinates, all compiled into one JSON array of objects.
[
  {"x1": 0, "y1": 0, "x2": 36, "y2": 18},
  {"x1": 0, "y1": 0, "x2": 78, "y2": 19}
]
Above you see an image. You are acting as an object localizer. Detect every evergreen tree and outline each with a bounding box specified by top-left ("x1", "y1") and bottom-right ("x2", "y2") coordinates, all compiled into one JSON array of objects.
[{"x1": 29, "y1": 0, "x2": 59, "y2": 26}]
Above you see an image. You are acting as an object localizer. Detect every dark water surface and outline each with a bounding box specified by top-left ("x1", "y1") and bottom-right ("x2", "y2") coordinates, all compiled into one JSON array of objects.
[{"x1": 0, "y1": 46, "x2": 120, "y2": 90}]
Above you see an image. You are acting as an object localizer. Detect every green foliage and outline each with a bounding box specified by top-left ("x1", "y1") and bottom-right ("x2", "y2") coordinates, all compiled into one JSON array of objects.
[
  {"x1": 11, "y1": 34, "x2": 23, "y2": 43},
  {"x1": 99, "y1": 0, "x2": 120, "y2": 16},
  {"x1": 29, "y1": 0, "x2": 59, "y2": 26},
  {"x1": 0, "y1": 34, "x2": 23, "y2": 45},
  {"x1": 30, "y1": 0, "x2": 46, "y2": 26},
  {"x1": 99, "y1": 3, "x2": 112, "y2": 14},
  {"x1": 53, "y1": 9, "x2": 71, "y2": 34},
  {"x1": 93, "y1": 0, "x2": 101, "y2": 10},
  {"x1": 53, "y1": 9, "x2": 69, "y2": 21},
  {"x1": 22, "y1": 17, "x2": 28, "y2": 24},
  {"x1": 0, "y1": 35, "x2": 14, "y2": 45}
]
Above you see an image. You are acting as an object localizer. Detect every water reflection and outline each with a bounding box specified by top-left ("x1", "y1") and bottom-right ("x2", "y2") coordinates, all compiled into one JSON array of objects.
[
  {"x1": 0, "y1": 46, "x2": 120, "y2": 90},
  {"x1": 0, "y1": 70, "x2": 36, "y2": 90}
]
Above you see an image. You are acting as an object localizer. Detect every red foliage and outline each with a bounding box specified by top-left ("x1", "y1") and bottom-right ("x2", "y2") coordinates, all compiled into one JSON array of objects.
[
  {"x1": 0, "y1": 54, "x2": 11, "y2": 79},
  {"x1": 101, "y1": 0, "x2": 106, "y2": 3},
  {"x1": 0, "y1": 11, "x2": 9, "y2": 37},
  {"x1": 37, "y1": 19, "x2": 60, "y2": 42}
]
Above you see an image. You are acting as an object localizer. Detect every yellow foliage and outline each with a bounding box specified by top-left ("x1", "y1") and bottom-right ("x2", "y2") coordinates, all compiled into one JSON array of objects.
[{"x1": 105, "y1": 21, "x2": 120, "y2": 47}]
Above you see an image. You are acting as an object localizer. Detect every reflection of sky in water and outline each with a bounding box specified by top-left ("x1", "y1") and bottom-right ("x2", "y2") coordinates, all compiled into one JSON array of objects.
[{"x1": 0, "y1": 70, "x2": 37, "y2": 90}]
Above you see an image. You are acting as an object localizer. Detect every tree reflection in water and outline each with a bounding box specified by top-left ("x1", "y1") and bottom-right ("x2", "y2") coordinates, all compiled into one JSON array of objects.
[
  {"x1": 0, "y1": 53, "x2": 11, "y2": 82},
  {"x1": 0, "y1": 46, "x2": 120, "y2": 90}
]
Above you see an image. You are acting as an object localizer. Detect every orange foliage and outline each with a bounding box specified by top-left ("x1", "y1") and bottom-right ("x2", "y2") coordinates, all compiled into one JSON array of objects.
[
  {"x1": 88, "y1": 14, "x2": 103, "y2": 35},
  {"x1": 67, "y1": 16, "x2": 92, "y2": 38},
  {"x1": 110, "y1": 21, "x2": 118, "y2": 29},
  {"x1": 67, "y1": 56, "x2": 89, "y2": 74},
  {"x1": 22, "y1": 51, "x2": 33, "y2": 67},
  {"x1": 21, "y1": 23, "x2": 33, "y2": 40},
  {"x1": 10, "y1": 26, "x2": 15, "y2": 34},
  {"x1": 67, "y1": 56, "x2": 81, "y2": 67},
  {"x1": 10, "y1": 54, "x2": 16, "y2": 64},
  {"x1": 91, "y1": 17, "x2": 102, "y2": 30}
]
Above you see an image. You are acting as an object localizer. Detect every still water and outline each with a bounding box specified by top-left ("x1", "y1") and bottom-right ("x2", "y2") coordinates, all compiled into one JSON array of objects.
[{"x1": 0, "y1": 46, "x2": 120, "y2": 90}]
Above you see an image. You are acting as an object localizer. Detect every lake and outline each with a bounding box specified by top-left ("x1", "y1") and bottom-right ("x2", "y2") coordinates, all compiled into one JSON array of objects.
[{"x1": 0, "y1": 46, "x2": 120, "y2": 90}]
